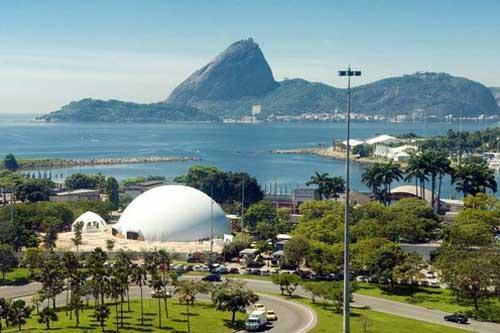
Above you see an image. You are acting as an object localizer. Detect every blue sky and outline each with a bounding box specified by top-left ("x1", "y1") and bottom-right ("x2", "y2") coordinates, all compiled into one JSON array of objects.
[{"x1": 1, "y1": 0, "x2": 500, "y2": 113}]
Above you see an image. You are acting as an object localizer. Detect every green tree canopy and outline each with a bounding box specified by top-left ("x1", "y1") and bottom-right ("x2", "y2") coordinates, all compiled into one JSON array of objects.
[{"x1": 3, "y1": 154, "x2": 19, "y2": 171}]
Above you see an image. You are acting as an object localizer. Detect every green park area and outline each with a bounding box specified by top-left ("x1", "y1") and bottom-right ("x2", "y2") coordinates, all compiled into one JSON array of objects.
[
  {"x1": 291, "y1": 297, "x2": 468, "y2": 333},
  {"x1": 2, "y1": 299, "x2": 245, "y2": 332}
]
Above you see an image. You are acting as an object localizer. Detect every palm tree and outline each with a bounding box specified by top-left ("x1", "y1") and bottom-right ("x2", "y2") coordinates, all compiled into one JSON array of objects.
[
  {"x1": 7, "y1": 299, "x2": 32, "y2": 331},
  {"x1": 149, "y1": 272, "x2": 164, "y2": 328},
  {"x1": 452, "y1": 157, "x2": 498, "y2": 196},
  {"x1": 69, "y1": 270, "x2": 86, "y2": 326},
  {"x1": 404, "y1": 152, "x2": 428, "y2": 199},
  {"x1": 37, "y1": 307, "x2": 58, "y2": 330},
  {"x1": 107, "y1": 276, "x2": 122, "y2": 333},
  {"x1": 62, "y1": 252, "x2": 79, "y2": 314},
  {"x1": 157, "y1": 249, "x2": 173, "y2": 319},
  {"x1": 0, "y1": 297, "x2": 11, "y2": 333},
  {"x1": 306, "y1": 171, "x2": 331, "y2": 199},
  {"x1": 87, "y1": 248, "x2": 108, "y2": 306},
  {"x1": 326, "y1": 176, "x2": 345, "y2": 199},
  {"x1": 131, "y1": 264, "x2": 147, "y2": 325},
  {"x1": 361, "y1": 164, "x2": 383, "y2": 201},
  {"x1": 93, "y1": 305, "x2": 110, "y2": 333}
]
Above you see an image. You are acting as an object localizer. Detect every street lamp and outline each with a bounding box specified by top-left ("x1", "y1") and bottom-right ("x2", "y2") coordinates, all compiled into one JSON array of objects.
[{"x1": 338, "y1": 67, "x2": 361, "y2": 333}]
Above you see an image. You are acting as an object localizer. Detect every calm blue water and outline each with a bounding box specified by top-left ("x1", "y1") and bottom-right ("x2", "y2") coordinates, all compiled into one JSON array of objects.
[{"x1": 1, "y1": 114, "x2": 498, "y2": 198}]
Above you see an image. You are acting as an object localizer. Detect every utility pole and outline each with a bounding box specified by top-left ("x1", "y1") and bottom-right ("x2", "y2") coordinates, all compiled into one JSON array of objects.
[
  {"x1": 210, "y1": 184, "x2": 214, "y2": 255},
  {"x1": 338, "y1": 67, "x2": 361, "y2": 333}
]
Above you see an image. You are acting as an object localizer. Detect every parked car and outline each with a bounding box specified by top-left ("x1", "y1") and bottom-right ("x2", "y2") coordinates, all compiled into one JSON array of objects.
[
  {"x1": 426, "y1": 271, "x2": 436, "y2": 279},
  {"x1": 229, "y1": 267, "x2": 240, "y2": 274},
  {"x1": 202, "y1": 274, "x2": 221, "y2": 282},
  {"x1": 245, "y1": 310, "x2": 268, "y2": 332},
  {"x1": 214, "y1": 266, "x2": 229, "y2": 274},
  {"x1": 444, "y1": 313, "x2": 468, "y2": 324},
  {"x1": 253, "y1": 303, "x2": 266, "y2": 311},
  {"x1": 151, "y1": 290, "x2": 171, "y2": 298},
  {"x1": 266, "y1": 309, "x2": 278, "y2": 321}
]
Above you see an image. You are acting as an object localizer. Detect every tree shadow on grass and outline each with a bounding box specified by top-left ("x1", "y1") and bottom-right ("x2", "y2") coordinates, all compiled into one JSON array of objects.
[{"x1": 222, "y1": 319, "x2": 245, "y2": 330}]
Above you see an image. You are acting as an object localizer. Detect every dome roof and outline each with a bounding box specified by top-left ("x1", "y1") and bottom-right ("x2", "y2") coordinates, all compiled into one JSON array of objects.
[
  {"x1": 72, "y1": 211, "x2": 107, "y2": 233},
  {"x1": 116, "y1": 185, "x2": 229, "y2": 242}
]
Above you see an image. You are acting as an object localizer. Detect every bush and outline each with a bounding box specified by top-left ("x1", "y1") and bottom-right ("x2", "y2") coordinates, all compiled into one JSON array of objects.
[{"x1": 466, "y1": 304, "x2": 500, "y2": 323}]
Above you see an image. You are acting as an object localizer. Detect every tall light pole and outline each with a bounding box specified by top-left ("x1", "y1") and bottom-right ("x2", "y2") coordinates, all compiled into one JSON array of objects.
[{"x1": 338, "y1": 67, "x2": 361, "y2": 333}]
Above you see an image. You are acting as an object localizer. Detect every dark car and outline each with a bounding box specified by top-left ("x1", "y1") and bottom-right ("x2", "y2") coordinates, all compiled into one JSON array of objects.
[
  {"x1": 444, "y1": 313, "x2": 468, "y2": 324},
  {"x1": 229, "y1": 267, "x2": 240, "y2": 274},
  {"x1": 202, "y1": 274, "x2": 221, "y2": 282}
]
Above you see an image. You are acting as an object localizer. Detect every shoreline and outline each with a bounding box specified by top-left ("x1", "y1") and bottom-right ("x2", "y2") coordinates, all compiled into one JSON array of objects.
[
  {"x1": 273, "y1": 147, "x2": 404, "y2": 166},
  {"x1": 14, "y1": 156, "x2": 200, "y2": 170}
]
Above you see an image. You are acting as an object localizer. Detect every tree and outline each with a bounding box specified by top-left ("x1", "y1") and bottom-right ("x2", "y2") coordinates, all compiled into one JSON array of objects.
[
  {"x1": 0, "y1": 244, "x2": 18, "y2": 281},
  {"x1": 283, "y1": 235, "x2": 310, "y2": 269},
  {"x1": 64, "y1": 173, "x2": 97, "y2": 190},
  {"x1": 107, "y1": 276, "x2": 122, "y2": 332},
  {"x1": 72, "y1": 221, "x2": 83, "y2": 253},
  {"x1": 361, "y1": 164, "x2": 383, "y2": 200},
  {"x1": 452, "y1": 156, "x2": 498, "y2": 196},
  {"x1": 0, "y1": 297, "x2": 11, "y2": 333},
  {"x1": 105, "y1": 238, "x2": 115, "y2": 253},
  {"x1": 7, "y1": 299, "x2": 32, "y2": 331},
  {"x1": 306, "y1": 172, "x2": 331, "y2": 199},
  {"x1": 302, "y1": 281, "x2": 329, "y2": 303},
  {"x1": 242, "y1": 201, "x2": 277, "y2": 233},
  {"x1": 175, "y1": 280, "x2": 212, "y2": 332},
  {"x1": 392, "y1": 252, "x2": 424, "y2": 286},
  {"x1": 131, "y1": 264, "x2": 147, "y2": 325},
  {"x1": 405, "y1": 152, "x2": 428, "y2": 201},
  {"x1": 87, "y1": 247, "x2": 108, "y2": 306},
  {"x1": 15, "y1": 178, "x2": 55, "y2": 203},
  {"x1": 37, "y1": 307, "x2": 58, "y2": 329},
  {"x1": 149, "y1": 272, "x2": 164, "y2": 328},
  {"x1": 212, "y1": 279, "x2": 259, "y2": 323},
  {"x1": 104, "y1": 177, "x2": 120, "y2": 210},
  {"x1": 93, "y1": 305, "x2": 110, "y2": 332},
  {"x1": 37, "y1": 251, "x2": 65, "y2": 310},
  {"x1": 21, "y1": 248, "x2": 44, "y2": 279},
  {"x1": 271, "y1": 273, "x2": 301, "y2": 296},
  {"x1": 43, "y1": 222, "x2": 58, "y2": 250},
  {"x1": 175, "y1": 166, "x2": 263, "y2": 206},
  {"x1": 3, "y1": 154, "x2": 19, "y2": 171}
]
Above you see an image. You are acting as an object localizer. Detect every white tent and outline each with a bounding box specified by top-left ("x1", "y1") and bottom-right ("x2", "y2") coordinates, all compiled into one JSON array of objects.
[{"x1": 72, "y1": 211, "x2": 108, "y2": 233}]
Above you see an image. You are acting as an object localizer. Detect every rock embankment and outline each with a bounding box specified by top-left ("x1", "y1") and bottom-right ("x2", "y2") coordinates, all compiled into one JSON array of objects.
[{"x1": 17, "y1": 156, "x2": 200, "y2": 170}]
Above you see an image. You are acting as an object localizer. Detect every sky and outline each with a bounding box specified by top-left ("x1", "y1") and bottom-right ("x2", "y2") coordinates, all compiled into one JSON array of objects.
[{"x1": 1, "y1": 0, "x2": 500, "y2": 114}]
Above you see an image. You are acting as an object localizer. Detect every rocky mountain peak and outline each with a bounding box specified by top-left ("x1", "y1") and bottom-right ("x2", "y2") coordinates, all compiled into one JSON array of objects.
[{"x1": 167, "y1": 38, "x2": 278, "y2": 104}]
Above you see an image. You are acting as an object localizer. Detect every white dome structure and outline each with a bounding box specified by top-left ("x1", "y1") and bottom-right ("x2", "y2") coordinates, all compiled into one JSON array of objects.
[
  {"x1": 115, "y1": 185, "x2": 230, "y2": 242},
  {"x1": 72, "y1": 211, "x2": 107, "y2": 233}
]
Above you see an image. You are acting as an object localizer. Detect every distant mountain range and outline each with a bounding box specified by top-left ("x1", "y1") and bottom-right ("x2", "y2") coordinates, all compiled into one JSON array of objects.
[{"x1": 40, "y1": 38, "x2": 500, "y2": 122}]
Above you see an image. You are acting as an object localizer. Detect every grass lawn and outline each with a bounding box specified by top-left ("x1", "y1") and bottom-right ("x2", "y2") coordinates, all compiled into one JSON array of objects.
[
  {"x1": 5, "y1": 299, "x2": 246, "y2": 332},
  {"x1": 355, "y1": 282, "x2": 475, "y2": 313},
  {"x1": 288, "y1": 296, "x2": 468, "y2": 333},
  {"x1": 0, "y1": 268, "x2": 32, "y2": 286}
]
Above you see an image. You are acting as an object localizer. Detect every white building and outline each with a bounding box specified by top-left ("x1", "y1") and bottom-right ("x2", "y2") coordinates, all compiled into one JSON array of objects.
[
  {"x1": 373, "y1": 144, "x2": 417, "y2": 162},
  {"x1": 115, "y1": 185, "x2": 230, "y2": 242},
  {"x1": 341, "y1": 139, "x2": 365, "y2": 147},
  {"x1": 72, "y1": 211, "x2": 108, "y2": 233},
  {"x1": 365, "y1": 134, "x2": 401, "y2": 146}
]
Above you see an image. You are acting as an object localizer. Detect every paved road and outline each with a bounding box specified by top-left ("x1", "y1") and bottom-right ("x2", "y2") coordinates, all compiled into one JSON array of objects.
[{"x1": 2, "y1": 278, "x2": 500, "y2": 333}]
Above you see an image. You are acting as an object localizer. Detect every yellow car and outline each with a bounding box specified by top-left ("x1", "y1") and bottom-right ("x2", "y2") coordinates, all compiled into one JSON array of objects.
[
  {"x1": 266, "y1": 309, "x2": 278, "y2": 321},
  {"x1": 253, "y1": 303, "x2": 266, "y2": 311}
]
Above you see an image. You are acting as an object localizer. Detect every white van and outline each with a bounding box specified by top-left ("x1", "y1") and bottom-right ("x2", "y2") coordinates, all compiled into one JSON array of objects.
[{"x1": 245, "y1": 310, "x2": 268, "y2": 331}]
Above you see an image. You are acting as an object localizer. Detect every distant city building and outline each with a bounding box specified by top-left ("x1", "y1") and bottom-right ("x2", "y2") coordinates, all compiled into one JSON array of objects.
[
  {"x1": 120, "y1": 180, "x2": 169, "y2": 199},
  {"x1": 49, "y1": 189, "x2": 100, "y2": 202},
  {"x1": 264, "y1": 188, "x2": 320, "y2": 211}
]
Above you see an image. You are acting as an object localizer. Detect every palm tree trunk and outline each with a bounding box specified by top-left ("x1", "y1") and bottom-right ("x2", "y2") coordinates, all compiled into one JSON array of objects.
[
  {"x1": 186, "y1": 302, "x2": 191, "y2": 332},
  {"x1": 140, "y1": 285, "x2": 144, "y2": 325},
  {"x1": 158, "y1": 297, "x2": 162, "y2": 328},
  {"x1": 431, "y1": 174, "x2": 436, "y2": 210},
  {"x1": 115, "y1": 301, "x2": 119, "y2": 333},
  {"x1": 437, "y1": 174, "x2": 443, "y2": 212},
  {"x1": 120, "y1": 294, "x2": 124, "y2": 327}
]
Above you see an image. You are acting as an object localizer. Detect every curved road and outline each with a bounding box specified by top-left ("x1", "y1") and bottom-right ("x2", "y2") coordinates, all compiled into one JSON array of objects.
[
  {"x1": 2, "y1": 277, "x2": 500, "y2": 333},
  {"x1": 0, "y1": 280, "x2": 316, "y2": 333}
]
